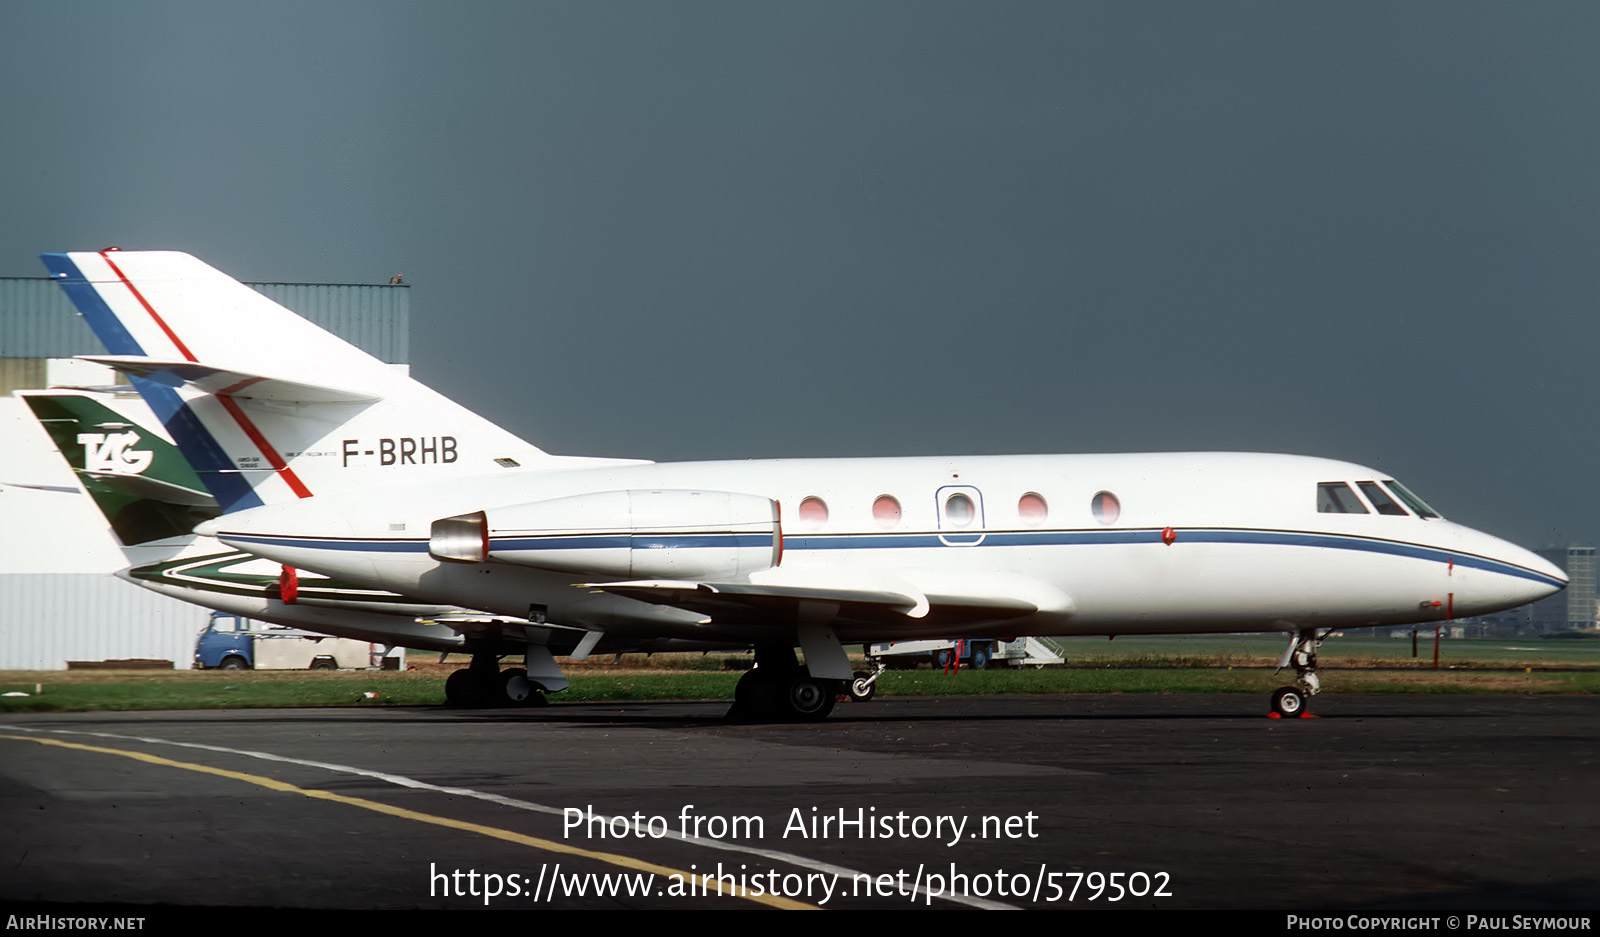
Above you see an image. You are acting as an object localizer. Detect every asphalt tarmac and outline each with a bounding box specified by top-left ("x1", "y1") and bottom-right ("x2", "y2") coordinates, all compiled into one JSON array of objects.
[{"x1": 2, "y1": 693, "x2": 1597, "y2": 911}]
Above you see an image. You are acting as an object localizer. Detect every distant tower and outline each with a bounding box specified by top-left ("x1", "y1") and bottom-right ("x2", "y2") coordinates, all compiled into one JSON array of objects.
[{"x1": 1528, "y1": 545, "x2": 1597, "y2": 632}]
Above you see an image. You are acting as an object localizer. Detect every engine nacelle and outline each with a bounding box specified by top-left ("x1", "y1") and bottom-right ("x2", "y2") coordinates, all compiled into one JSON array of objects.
[{"x1": 430, "y1": 489, "x2": 780, "y2": 581}]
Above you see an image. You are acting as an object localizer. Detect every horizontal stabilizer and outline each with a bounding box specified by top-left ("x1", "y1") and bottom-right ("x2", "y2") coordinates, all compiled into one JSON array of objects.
[
  {"x1": 81, "y1": 471, "x2": 217, "y2": 508},
  {"x1": 78, "y1": 356, "x2": 379, "y2": 403}
]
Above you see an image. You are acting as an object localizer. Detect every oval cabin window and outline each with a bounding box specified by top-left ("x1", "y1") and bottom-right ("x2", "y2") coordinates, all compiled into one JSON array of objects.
[
  {"x1": 945, "y1": 492, "x2": 976, "y2": 528},
  {"x1": 1091, "y1": 490, "x2": 1121, "y2": 525},
  {"x1": 797, "y1": 496, "x2": 829, "y2": 529},
  {"x1": 1018, "y1": 492, "x2": 1048, "y2": 525},
  {"x1": 872, "y1": 495, "x2": 902, "y2": 529}
]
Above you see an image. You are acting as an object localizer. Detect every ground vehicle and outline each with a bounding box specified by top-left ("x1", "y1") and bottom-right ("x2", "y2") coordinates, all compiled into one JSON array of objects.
[
  {"x1": 194, "y1": 612, "x2": 390, "y2": 670},
  {"x1": 870, "y1": 638, "x2": 998, "y2": 670},
  {"x1": 867, "y1": 637, "x2": 1066, "y2": 671}
]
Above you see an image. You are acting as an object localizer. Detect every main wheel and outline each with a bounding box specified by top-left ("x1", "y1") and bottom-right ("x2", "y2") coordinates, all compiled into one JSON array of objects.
[
  {"x1": 498, "y1": 668, "x2": 533, "y2": 705},
  {"x1": 847, "y1": 672, "x2": 877, "y2": 702},
  {"x1": 445, "y1": 668, "x2": 488, "y2": 707},
  {"x1": 1270, "y1": 686, "x2": 1306, "y2": 717},
  {"x1": 733, "y1": 668, "x2": 780, "y2": 719},
  {"x1": 218, "y1": 656, "x2": 248, "y2": 671},
  {"x1": 785, "y1": 675, "x2": 837, "y2": 721},
  {"x1": 309, "y1": 658, "x2": 337, "y2": 671},
  {"x1": 934, "y1": 648, "x2": 953, "y2": 669},
  {"x1": 969, "y1": 644, "x2": 991, "y2": 670}
]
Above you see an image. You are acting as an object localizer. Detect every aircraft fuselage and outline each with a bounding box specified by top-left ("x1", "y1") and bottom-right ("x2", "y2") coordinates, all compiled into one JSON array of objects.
[{"x1": 202, "y1": 451, "x2": 1565, "y2": 645}]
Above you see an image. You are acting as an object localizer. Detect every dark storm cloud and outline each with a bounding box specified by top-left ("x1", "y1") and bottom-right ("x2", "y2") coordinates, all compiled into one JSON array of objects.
[{"x1": 0, "y1": 2, "x2": 1593, "y2": 548}]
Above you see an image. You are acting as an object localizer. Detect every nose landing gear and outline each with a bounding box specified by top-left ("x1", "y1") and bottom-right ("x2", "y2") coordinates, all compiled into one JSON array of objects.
[{"x1": 1269, "y1": 628, "x2": 1325, "y2": 718}]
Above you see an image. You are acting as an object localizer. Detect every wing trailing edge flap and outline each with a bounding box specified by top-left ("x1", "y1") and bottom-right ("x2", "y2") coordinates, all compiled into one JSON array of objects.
[
  {"x1": 77, "y1": 355, "x2": 379, "y2": 404},
  {"x1": 581, "y1": 569, "x2": 1073, "y2": 633},
  {"x1": 424, "y1": 613, "x2": 594, "y2": 661}
]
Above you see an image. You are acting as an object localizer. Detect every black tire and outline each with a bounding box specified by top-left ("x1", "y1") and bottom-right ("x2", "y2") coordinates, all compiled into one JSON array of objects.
[
  {"x1": 218, "y1": 656, "x2": 248, "y2": 671},
  {"x1": 969, "y1": 644, "x2": 991, "y2": 670},
  {"x1": 309, "y1": 658, "x2": 337, "y2": 671},
  {"x1": 498, "y1": 668, "x2": 533, "y2": 705},
  {"x1": 733, "y1": 668, "x2": 758, "y2": 707},
  {"x1": 1271, "y1": 686, "x2": 1307, "y2": 717},
  {"x1": 444, "y1": 668, "x2": 485, "y2": 707},
  {"x1": 847, "y1": 672, "x2": 877, "y2": 702},
  {"x1": 934, "y1": 648, "x2": 953, "y2": 669},
  {"x1": 785, "y1": 675, "x2": 837, "y2": 721},
  {"x1": 733, "y1": 668, "x2": 779, "y2": 719}
]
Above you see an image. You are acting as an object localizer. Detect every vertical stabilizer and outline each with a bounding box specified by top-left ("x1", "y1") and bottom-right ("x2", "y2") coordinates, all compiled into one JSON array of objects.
[{"x1": 42, "y1": 250, "x2": 558, "y2": 512}]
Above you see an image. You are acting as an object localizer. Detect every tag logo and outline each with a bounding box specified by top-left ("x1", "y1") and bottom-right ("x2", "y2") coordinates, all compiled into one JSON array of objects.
[{"x1": 77, "y1": 432, "x2": 154, "y2": 475}]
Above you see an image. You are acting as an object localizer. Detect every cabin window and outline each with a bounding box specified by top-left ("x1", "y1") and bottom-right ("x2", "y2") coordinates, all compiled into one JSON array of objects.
[
  {"x1": 872, "y1": 494, "x2": 902, "y2": 529},
  {"x1": 1091, "y1": 490, "x2": 1120, "y2": 524},
  {"x1": 944, "y1": 492, "x2": 976, "y2": 527},
  {"x1": 1382, "y1": 480, "x2": 1440, "y2": 519},
  {"x1": 797, "y1": 496, "x2": 829, "y2": 529},
  {"x1": 1317, "y1": 482, "x2": 1368, "y2": 514},
  {"x1": 1018, "y1": 492, "x2": 1048, "y2": 525},
  {"x1": 1357, "y1": 481, "x2": 1408, "y2": 516}
]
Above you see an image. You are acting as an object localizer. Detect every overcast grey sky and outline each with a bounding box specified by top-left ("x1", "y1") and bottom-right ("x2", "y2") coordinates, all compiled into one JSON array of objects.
[{"x1": 1, "y1": 2, "x2": 1593, "y2": 550}]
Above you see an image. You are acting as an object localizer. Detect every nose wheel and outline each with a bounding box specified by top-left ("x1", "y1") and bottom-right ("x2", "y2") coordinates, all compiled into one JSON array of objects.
[
  {"x1": 1270, "y1": 628, "x2": 1325, "y2": 718},
  {"x1": 1270, "y1": 685, "x2": 1306, "y2": 717}
]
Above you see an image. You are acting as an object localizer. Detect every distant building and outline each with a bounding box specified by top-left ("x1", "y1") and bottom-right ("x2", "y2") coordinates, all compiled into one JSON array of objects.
[{"x1": 1527, "y1": 545, "x2": 1598, "y2": 632}]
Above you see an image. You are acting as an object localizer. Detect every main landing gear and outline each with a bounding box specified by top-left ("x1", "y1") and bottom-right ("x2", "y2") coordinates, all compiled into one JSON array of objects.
[
  {"x1": 444, "y1": 650, "x2": 551, "y2": 708},
  {"x1": 728, "y1": 644, "x2": 842, "y2": 722},
  {"x1": 1269, "y1": 628, "x2": 1325, "y2": 718}
]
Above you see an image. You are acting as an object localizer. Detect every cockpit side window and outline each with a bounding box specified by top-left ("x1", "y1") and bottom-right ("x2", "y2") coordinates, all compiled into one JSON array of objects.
[
  {"x1": 1357, "y1": 481, "x2": 1409, "y2": 516},
  {"x1": 1317, "y1": 482, "x2": 1368, "y2": 514},
  {"x1": 1382, "y1": 480, "x2": 1440, "y2": 519}
]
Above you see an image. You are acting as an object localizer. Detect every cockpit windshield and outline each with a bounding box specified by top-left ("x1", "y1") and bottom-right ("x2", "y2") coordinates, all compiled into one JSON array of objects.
[
  {"x1": 1317, "y1": 482, "x2": 1368, "y2": 514},
  {"x1": 1357, "y1": 481, "x2": 1408, "y2": 516},
  {"x1": 1382, "y1": 480, "x2": 1440, "y2": 519}
]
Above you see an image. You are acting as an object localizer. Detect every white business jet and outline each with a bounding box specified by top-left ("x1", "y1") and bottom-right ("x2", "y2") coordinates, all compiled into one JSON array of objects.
[{"x1": 42, "y1": 249, "x2": 1566, "y2": 719}]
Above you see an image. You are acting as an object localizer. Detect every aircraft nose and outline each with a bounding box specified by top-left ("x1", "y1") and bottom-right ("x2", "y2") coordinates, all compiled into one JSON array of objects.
[
  {"x1": 1452, "y1": 528, "x2": 1567, "y2": 615},
  {"x1": 1518, "y1": 547, "x2": 1570, "y2": 603}
]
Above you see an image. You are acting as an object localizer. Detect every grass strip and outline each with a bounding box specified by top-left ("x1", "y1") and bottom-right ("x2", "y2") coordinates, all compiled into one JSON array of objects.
[{"x1": 1, "y1": 666, "x2": 1595, "y2": 713}]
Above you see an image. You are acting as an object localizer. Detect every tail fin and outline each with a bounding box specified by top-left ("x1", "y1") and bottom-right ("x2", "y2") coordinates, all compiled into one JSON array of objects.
[
  {"x1": 18, "y1": 391, "x2": 219, "y2": 546},
  {"x1": 41, "y1": 250, "x2": 561, "y2": 513}
]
